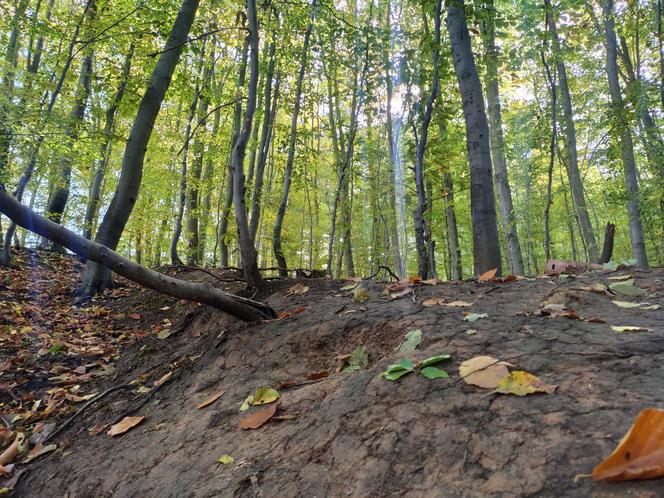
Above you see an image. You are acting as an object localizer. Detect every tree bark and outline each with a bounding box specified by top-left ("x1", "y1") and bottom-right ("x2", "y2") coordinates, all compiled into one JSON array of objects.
[
  {"x1": 540, "y1": 49, "x2": 556, "y2": 262},
  {"x1": 545, "y1": 0, "x2": 599, "y2": 261},
  {"x1": 599, "y1": 222, "x2": 615, "y2": 264},
  {"x1": 477, "y1": 0, "x2": 524, "y2": 275},
  {"x1": 413, "y1": 0, "x2": 442, "y2": 280},
  {"x1": 231, "y1": 0, "x2": 264, "y2": 289},
  {"x1": 602, "y1": 0, "x2": 648, "y2": 267},
  {"x1": 273, "y1": 0, "x2": 316, "y2": 277},
  {"x1": 0, "y1": 188, "x2": 275, "y2": 321},
  {"x1": 81, "y1": 0, "x2": 200, "y2": 294},
  {"x1": 446, "y1": 0, "x2": 502, "y2": 276},
  {"x1": 83, "y1": 43, "x2": 135, "y2": 240}
]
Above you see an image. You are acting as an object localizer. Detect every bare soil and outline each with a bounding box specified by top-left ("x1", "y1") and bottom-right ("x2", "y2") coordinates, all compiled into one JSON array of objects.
[{"x1": 2, "y1": 255, "x2": 664, "y2": 497}]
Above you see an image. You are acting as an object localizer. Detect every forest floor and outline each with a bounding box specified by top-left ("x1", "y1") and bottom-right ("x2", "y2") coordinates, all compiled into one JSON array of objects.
[{"x1": 1, "y1": 249, "x2": 663, "y2": 497}]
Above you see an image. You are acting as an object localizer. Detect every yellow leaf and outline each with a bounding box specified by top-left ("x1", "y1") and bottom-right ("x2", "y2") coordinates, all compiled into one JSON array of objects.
[
  {"x1": 251, "y1": 387, "x2": 279, "y2": 405},
  {"x1": 107, "y1": 416, "x2": 145, "y2": 437},
  {"x1": 611, "y1": 325, "x2": 650, "y2": 333},
  {"x1": 459, "y1": 356, "x2": 510, "y2": 389},
  {"x1": 218, "y1": 454, "x2": 234, "y2": 465},
  {"x1": 495, "y1": 371, "x2": 557, "y2": 396},
  {"x1": 592, "y1": 408, "x2": 664, "y2": 481}
]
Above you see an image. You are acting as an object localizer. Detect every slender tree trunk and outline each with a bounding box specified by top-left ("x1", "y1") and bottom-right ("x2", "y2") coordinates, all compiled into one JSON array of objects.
[
  {"x1": 545, "y1": 0, "x2": 599, "y2": 261},
  {"x1": 540, "y1": 49, "x2": 556, "y2": 261},
  {"x1": 602, "y1": 0, "x2": 648, "y2": 267},
  {"x1": 658, "y1": 0, "x2": 664, "y2": 111},
  {"x1": 412, "y1": 0, "x2": 442, "y2": 280},
  {"x1": 81, "y1": 0, "x2": 200, "y2": 293},
  {"x1": 198, "y1": 105, "x2": 221, "y2": 263},
  {"x1": 443, "y1": 171, "x2": 462, "y2": 280},
  {"x1": 219, "y1": 38, "x2": 249, "y2": 267},
  {"x1": 446, "y1": 0, "x2": 502, "y2": 275},
  {"x1": 232, "y1": 0, "x2": 264, "y2": 289},
  {"x1": 83, "y1": 43, "x2": 134, "y2": 240},
  {"x1": 273, "y1": 0, "x2": 316, "y2": 276},
  {"x1": 477, "y1": 0, "x2": 524, "y2": 274}
]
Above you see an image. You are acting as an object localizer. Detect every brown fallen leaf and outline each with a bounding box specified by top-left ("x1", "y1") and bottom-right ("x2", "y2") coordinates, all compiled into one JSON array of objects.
[
  {"x1": 128, "y1": 313, "x2": 141, "y2": 320},
  {"x1": 286, "y1": 283, "x2": 309, "y2": 296},
  {"x1": 307, "y1": 370, "x2": 329, "y2": 381},
  {"x1": 592, "y1": 408, "x2": 664, "y2": 481},
  {"x1": 443, "y1": 300, "x2": 474, "y2": 307},
  {"x1": 22, "y1": 442, "x2": 57, "y2": 464},
  {"x1": 239, "y1": 403, "x2": 277, "y2": 430},
  {"x1": 478, "y1": 268, "x2": 498, "y2": 282},
  {"x1": 107, "y1": 416, "x2": 145, "y2": 436},
  {"x1": 196, "y1": 390, "x2": 225, "y2": 409},
  {"x1": 0, "y1": 432, "x2": 23, "y2": 466},
  {"x1": 274, "y1": 306, "x2": 306, "y2": 320},
  {"x1": 422, "y1": 297, "x2": 446, "y2": 307},
  {"x1": 390, "y1": 288, "x2": 413, "y2": 300},
  {"x1": 459, "y1": 356, "x2": 511, "y2": 389},
  {"x1": 153, "y1": 371, "x2": 172, "y2": 387}
]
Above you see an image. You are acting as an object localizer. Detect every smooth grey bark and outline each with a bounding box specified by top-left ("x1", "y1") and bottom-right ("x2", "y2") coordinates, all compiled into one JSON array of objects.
[
  {"x1": 219, "y1": 38, "x2": 249, "y2": 267},
  {"x1": 602, "y1": 0, "x2": 648, "y2": 267},
  {"x1": 383, "y1": 0, "x2": 405, "y2": 278},
  {"x1": 273, "y1": 0, "x2": 316, "y2": 276},
  {"x1": 198, "y1": 103, "x2": 222, "y2": 263},
  {"x1": 2, "y1": 0, "x2": 92, "y2": 265},
  {"x1": 446, "y1": 0, "x2": 502, "y2": 275},
  {"x1": 477, "y1": 0, "x2": 524, "y2": 275},
  {"x1": 412, "y1": 0, "x2": 442, "y2": 280},
  {"x1": 83, "y1": 43, "x2": 134, "y2": 240},
  {"x1": 81, "y1": 0, "x2": 200, "y2": 293},
  {"x1": 231, "y1": 0, "x2": 263, "y2": 289},
  {"x1": 545, "y1": 0, "x2": 599, "y2": 261},
  {"x1": 0, "y1": 187, "x2": 275, "y2": 321}
]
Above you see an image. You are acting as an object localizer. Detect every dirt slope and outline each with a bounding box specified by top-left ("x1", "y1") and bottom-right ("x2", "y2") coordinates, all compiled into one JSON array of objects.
[{"x1": 5, "y1": 263, "x2": 664, "y2": 497}]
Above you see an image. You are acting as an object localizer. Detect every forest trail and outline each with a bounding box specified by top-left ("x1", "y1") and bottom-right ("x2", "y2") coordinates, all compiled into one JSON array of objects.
[{"x1": 1, "y1": 251, "x2": 663, "y2": 497}]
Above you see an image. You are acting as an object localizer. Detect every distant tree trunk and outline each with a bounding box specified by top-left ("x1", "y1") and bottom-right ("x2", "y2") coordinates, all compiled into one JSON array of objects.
[
  {"x1": 2, "y1": 0, "x2": 92, "y2": 265},
  {"x1": 545, "y1": 0, "x2": 599, "y2": 262},
  {"x1": 477, "y1": 0, "x2": 524, "y2": 275},
  {"x1": 83, "y1": 43, "x2": 134, "y2": 240},
  {"x1": 0, "y1": 188, "x2": 275, "y2": 321},
  {"x1": 80, "y1": 0, "x2": 200, "y2": 294},
  {"x1": 383, "y1": 0, "x2": 405, "y2": 278},
  {"x1": 599, "y1": 222, "x2": 615, "y2": 264},
  {"x1": 219, "y1": 38, "x2": 249, "y2": 267},
  {"x1": 602, "y1": 0, "x2": 648, "y2": 267},
  {"x1": 198, "y1": 104, "x2": 222, "y2": 263},
  {"x1": 413, "y1": 0, "x2": 442, "y2": 280},
  {"x1": 446, "y1": 0, "x2": 502, "y2": 276},
  {"x1": 658, "y1": 0, "x2": 664, "y2": 111},
  {"x1": 540, "y1": 49, "x2": 556, "y2": 261},
  {"x1": 443, "y1": 171, "x2": 462, "y2": 280},
  {"x1": 249, "y1": 38, "x2": 279, "y2": 240},
  {"x1": 273, "y1": 0, "x2": 315, "y2": 276},
  {"x1": 232, "y1": 0, "x2": 264, "y2": 289}
]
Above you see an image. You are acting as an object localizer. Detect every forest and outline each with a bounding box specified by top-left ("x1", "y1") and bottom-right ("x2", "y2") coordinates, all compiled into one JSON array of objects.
[{"x1": 1, "y1": 0, "x2": 664, "y2": 495}]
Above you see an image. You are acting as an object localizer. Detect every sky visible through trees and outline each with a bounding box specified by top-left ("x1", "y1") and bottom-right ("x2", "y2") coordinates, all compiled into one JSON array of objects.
[{"x1": 0, "y1": 0, "x2": 662, "y2": 286}]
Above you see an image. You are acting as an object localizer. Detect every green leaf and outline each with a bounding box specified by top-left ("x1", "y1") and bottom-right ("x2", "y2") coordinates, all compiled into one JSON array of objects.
[
  {"x1": 419, "y1": 354, "x2": 451, "y2": 368},
  {"x1": 381, "y1": 358, "x2": 415, "y2": 381},
  {"x1": 157, "y1": 328, "x2": 173, "y2": 339},
  {"x1": 609, "y1": 279, "x2": 645, "y2": 297},
  {"x1": 464, "y1": 312, "x2": 488, "y2": 322},
  {"x1": 397, "y1": 329, "x2": 422, "y2": 353},
  {"x1": 239, "y1": 395, "x2": 254, "y2": 412},
  {"x1": 382, "y1": 369, "x2": 413, "y2": 381},
  {"x1": 218, "y1": 454, "x2": 234, "y2": 464},
  {"x1": 420, "y1": 366, "x2": 449, "y2": 379},
  {"x1": 252, "y1": 387, "x2": 280, "y2": 405},
  {"x1": 342, "y1": 345, "x2": 368, "y2": 373},
  {"x1": 47, "y1": 343, "x2": 64, "y2": 354}
]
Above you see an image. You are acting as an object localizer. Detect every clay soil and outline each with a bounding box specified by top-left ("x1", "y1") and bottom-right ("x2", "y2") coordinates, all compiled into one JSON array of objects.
[{"x1": 2, "y1": 254, "x2": 664, "y2": 497}]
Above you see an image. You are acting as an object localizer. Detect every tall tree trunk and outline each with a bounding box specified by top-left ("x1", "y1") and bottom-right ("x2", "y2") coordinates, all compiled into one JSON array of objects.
[
  {"x1": 383, "y1": 0, "x2": 405, "y2": 278},
  {"x1": 198, "y1": 105, "x2": 222, "y2": 263},
  {"x1": 219, "y1": 38, "x2": 249, "y2": 267},
  {"x1": 545, "y1": 0, "x2": 599, "y2": 261},
  {"x1": 273, "y1": 0, "x2": 316, "y2": 276},
  {"x1": 81, "y1": 0, "x2": 200, "y2": 294},
  {"x1": 446, "y1": 0, "x2": 502, "y2": 276},
  {"x1": 231, "y1": 0, "x2": 264, "y2": 289},
  {"x1": 658, "y1": 0, "x2": 664, "y2": 111},
  {"x1": 83, "y1": 43, "x2": 134, "y2": 240},
  {"x1": 540, "y1": 49, "x2": 556, "y2": 262},
  {"x1": 477, "y1": 0, "x2": 524, "y2": 275},
  {"x1": 412, "y1": 0, "x2": 442, "y2": 280},
  {"x1": 602, "y1": 0, "x2": 648, "y2": 267}
]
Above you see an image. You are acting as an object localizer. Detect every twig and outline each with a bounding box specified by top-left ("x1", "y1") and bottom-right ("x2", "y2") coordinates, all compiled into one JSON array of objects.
[
  {"x1": 364, "y1": 265, "x2": 399, "y2": 282},
  {"x1": 147, "y1": 27, "x2": 247, "y2": 57},
  {"x1": 45, "y1": 384, "x2": 131, "y2": 442},
  {"x1": 110, "y1": 375, "x2": 173, "y2": 426}
]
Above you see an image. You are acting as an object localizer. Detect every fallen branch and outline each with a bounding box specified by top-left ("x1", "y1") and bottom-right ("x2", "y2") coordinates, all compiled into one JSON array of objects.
[
  {"x1": 0, "y1": 188, "x2": 276, "y2": 321},
  {"x1": 364, "y1": 265, "x2": 399, "y2": 282}
]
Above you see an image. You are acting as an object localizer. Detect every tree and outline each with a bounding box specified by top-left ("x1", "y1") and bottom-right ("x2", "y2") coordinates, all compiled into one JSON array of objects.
[
  {"x1": 446, "y1": 0, "x2": 502, "y2": 275},
  {"x1": 81, "y1": 0, "x2": 201, "y2": 294},
  {"x1": 601, "y1": 0, "x2": 648, "y2": 267}
]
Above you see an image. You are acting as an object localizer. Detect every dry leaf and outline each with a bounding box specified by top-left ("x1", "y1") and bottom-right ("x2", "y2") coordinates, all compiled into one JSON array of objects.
[
  {"x1": 422, "y1": 297, "x2": 446, "y2": 307},
  {"x1": 153, "y1": 371, "x2": 172, "y2": 387},
  {"x1": 128, "y1": 313, "x2": 141, "y2": 320},
  {"x1": 459, "y1": 356, "x2": 510, "y2": 389},
  {"x1": 22, "y1": 443, "x2": 57, "y2": 464},
  {"x1": 421, "y1": 278, "x2": 439, "y2": 285},
  {"x1": 107, "y1": 416, "x2": 145, "y2": 436},
  {"x1": 390, "y1": 288, "x2": 412, "y2": 300},
  {"x1": 286, "y1": 283, "x2": 309, "y2": 296},
  {"x1": 0, "y1": 433, "x2": 23, "y2": 466},
  {"x1": 478, "y1": 268, "x2": 498, "y2": 282},
  {"x1": 196, "y1": 391, "x2": 225, "y2": 409},
  {"x1": 592, "y1": 408, "x2": 664, "y2": 481},
  {"x1": 239, "y1": 403, "x2": 277, "y2": 430},
  {"x1": 445, "y1": 300, "x2": 473, "y2": 307},
  {"x1": 494, "y1": 371, "x2": 557, "y2": 396},
  {"x1": 307, "y1": 371, "x2": 329, "y2": 381}
]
